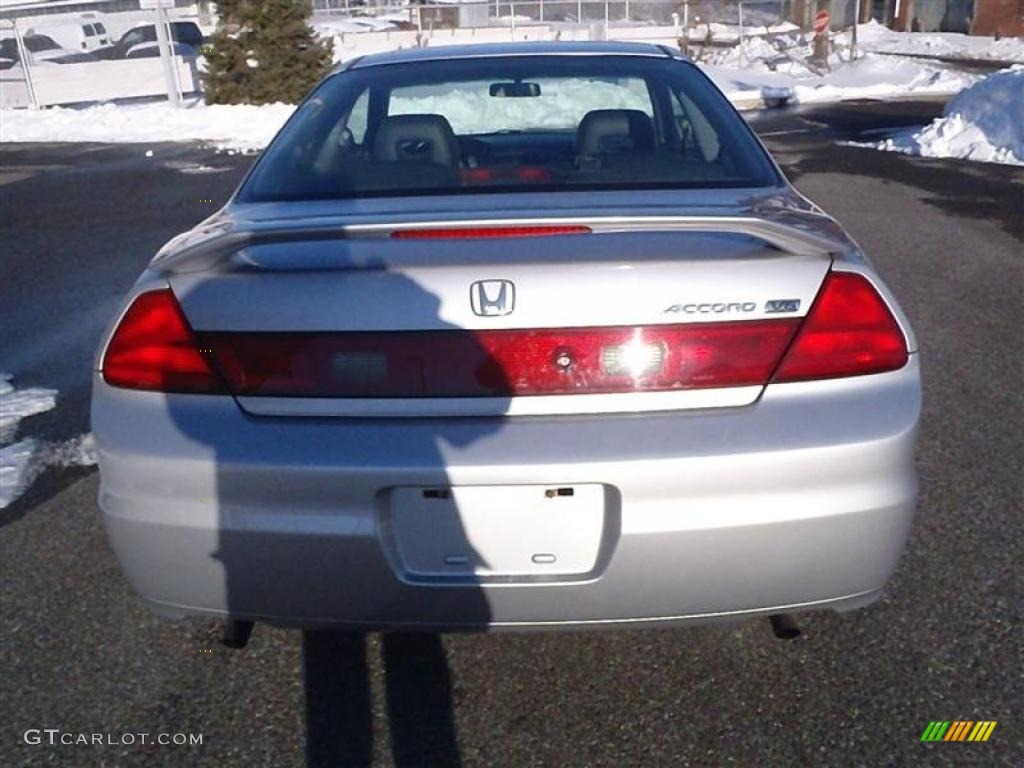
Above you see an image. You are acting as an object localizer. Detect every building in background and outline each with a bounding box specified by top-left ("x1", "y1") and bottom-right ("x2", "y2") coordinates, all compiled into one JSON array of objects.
[{"x1": 877, "y1": 0, "x2": 1022, "y2": 35}]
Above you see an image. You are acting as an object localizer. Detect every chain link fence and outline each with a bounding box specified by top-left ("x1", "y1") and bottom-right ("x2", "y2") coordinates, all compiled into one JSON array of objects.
[
  {"x1": 2, "y1": 1, "x2": 867, "y2": 108},
  {"x1": 312, "y1": 0, "x2": 796, "y2": 28},
  {"x1": 311, "y1": 1, "x2": 834, "y2": 67}
]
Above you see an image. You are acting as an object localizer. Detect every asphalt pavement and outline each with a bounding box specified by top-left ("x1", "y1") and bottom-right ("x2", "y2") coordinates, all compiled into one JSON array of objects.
[{"x1": 1, "y1": 101, "x2": 1022, "y2": 767}]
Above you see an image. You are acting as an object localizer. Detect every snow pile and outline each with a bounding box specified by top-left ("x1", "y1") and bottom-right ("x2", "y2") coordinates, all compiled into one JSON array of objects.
[
  {"x1": 872, "y1": 67, "x2": 1024, "y2": 166},
  {"x1": 684, "y1": 21, "x2": 800, "y2": 45},
  {"x1": 790, "y1": 53, "x2": 977, "y2": 104},
  {"x1": 316, "y1": 17, "x2": 397, "y2": 36},
  {"x1": 700, "y1": 28, "x2": 979, "y2": 107},
  {"x1": 0, "y1": 100, "x2": 293, "y2": 151},
  {"x1": 0, "y1": 373, "x2": 97, "y2": 509},
  {"x1": 853, "y1": 19, "x2": 1024, "y2": 63}
]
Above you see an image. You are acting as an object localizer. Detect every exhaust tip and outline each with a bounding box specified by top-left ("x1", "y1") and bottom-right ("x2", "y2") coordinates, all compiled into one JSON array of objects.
[
  {"x1": 769, "y1": 613, "x2": 801, "y2": 640},
  {"x1": 221, "y1": 620, "x2": 254, "y2": 649}
]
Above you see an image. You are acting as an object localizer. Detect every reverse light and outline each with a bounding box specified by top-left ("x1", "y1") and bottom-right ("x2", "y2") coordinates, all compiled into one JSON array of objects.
[
  {"x1": 773, "y1": 271, "x2": 908, "y2": 382},
  {"x1": 101, "y1": 289, "x2": 225, "y2": 393},
  {"x1": 600, "y1": 337, "x2": 666, "y2": 377}
]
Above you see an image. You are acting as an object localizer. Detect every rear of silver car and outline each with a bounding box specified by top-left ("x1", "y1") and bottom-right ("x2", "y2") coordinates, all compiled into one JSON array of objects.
[
  {"x1": 92, "y1": 46, "x2": 919, "y2": 631},
  {"x1": 92, "y1": 209, "x2": 918, "y2": 631}
]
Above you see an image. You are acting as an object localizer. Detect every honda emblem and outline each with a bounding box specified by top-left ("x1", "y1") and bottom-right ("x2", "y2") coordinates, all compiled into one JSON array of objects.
[{"x1": 470, "y1": 280, "x2": 515, "y2": 317}]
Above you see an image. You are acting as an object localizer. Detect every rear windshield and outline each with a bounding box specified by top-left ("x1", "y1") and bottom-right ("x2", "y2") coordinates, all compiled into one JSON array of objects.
[{"x1": 240, "y1": 55, "x2": 780, "y2": 202}]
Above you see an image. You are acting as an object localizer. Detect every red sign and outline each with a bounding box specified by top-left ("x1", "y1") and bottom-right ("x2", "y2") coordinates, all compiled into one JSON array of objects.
[{"x1": 813, "y1": 10, "x2": 830, "y2": 34}]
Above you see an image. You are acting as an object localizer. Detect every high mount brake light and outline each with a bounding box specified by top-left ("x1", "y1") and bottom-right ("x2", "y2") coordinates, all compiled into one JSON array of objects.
[
  {"x1": 101, "y1": 289, "x2": 225, "y2": 394},
  {"x1": 773, "y1": 271, "x2": 908, "y2": 382},
  {"x1": 390, "y1": 225, "x2": 591, "y2": 240}
]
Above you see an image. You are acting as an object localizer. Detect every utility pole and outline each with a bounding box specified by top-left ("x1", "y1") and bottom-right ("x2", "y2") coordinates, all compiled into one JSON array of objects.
[
  {"x1": 851, "y1": 0, "x2": 859, "y2": 60},
  {"x1": 154, "y1": 7, "x2": 182, "y2": 106},
  {"x1": 812, "y1": 0, "x2": 829, "y2": 68},
  {"x1": 142, "y1": 0, "x2": 182, "y2": 106},
  {"x1": 11, "y1": 20, "x2": 38, "y2": 108},
  {"x1": 738, "y1": 1, "x2": 744, "y2": 66}
]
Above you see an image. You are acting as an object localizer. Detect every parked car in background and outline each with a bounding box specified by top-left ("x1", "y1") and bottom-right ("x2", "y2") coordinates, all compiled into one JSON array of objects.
[
  {"x1": 97, "y1": 21, "x2": 203, "y2": 60},
  {"x1": 26, "y1": 19, "x2": 110, "y2": 52},
  {"x1": 0, "y1": 34, "x2": 97, "y2": 65},
  {"x1": 0, "y1": 38, "x2": 16, "y2": 67},
  {"x1": 124, "y1": 41, "x2": 196, "y2": 59}
]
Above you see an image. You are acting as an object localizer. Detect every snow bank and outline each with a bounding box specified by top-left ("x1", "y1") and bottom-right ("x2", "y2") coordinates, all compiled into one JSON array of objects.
[
  {"x1": 700, "y1": 29, "x2": 978, "y2": 107},
  {"x1": 0, "y1": 100, "x2": 293, "y2": 151},
  {"x1": 790, "y1": 54, "x2": 977, "y2": 104},
  {"x1": 853, "y1": 19, "x2": 1024, "y2": 63},
  {"x1": 872, "y1": 67, "x2": 1024, "y2": 166}
]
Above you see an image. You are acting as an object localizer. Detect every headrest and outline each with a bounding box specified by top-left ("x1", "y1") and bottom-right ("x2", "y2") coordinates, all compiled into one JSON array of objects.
[
  {"x1": 576, "y1": 109, "x2": 656, "y2": 158},
  {"x1": 373, "y1": 114, "x2": 460, "y2": 167}
]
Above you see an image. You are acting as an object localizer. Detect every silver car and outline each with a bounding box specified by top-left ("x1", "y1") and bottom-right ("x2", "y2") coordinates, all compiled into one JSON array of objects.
[{"x1": 92, "y1": 42, "x2": 919, "y2": 641}]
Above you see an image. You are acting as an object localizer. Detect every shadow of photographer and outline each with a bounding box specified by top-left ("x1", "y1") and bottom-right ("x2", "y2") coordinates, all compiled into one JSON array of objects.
[{"x1": 169, "y1": 268, "x2": 508, "y2": 766}]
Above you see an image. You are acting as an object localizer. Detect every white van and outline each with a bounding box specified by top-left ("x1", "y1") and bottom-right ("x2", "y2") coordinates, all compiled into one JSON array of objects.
[{"x1": 26, "y1": 17, "x2": 110, "y2": 52}]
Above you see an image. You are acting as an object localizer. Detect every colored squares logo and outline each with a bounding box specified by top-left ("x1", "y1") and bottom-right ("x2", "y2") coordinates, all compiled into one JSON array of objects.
[{"x1": 921, "y1": 721, "x2": 997, "y2": 742}]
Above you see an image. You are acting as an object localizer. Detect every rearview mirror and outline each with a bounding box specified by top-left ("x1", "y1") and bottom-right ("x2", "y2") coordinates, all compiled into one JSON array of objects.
[{"x1": 489, "y1": 82, "x2": 541, "y2": 98}]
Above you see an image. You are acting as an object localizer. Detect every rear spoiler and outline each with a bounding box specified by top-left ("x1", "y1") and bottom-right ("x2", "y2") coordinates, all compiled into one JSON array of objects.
[
  {"x1": 152, "y1": 215, "x2": 847, "y2": 273},
  {"x1": 351, "y1": 216, "x2": 848, "y2": 257}
]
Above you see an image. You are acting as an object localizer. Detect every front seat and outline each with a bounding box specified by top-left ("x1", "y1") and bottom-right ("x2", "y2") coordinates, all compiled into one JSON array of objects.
[
  {"x1": 575, "y1": 109, "x2": 656, "y2": 168},
  {"x1": 373, "y1": 113, "x2": 461, "y2": 166},
  {"x1": 360, "y1": 113, "x2": 461, "y2": 190}
]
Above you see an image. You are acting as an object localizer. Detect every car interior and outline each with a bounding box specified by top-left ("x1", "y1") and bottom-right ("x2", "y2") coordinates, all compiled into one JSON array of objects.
[{"x1": 294, "y1": 78, "x2": 745, "y2": 197}]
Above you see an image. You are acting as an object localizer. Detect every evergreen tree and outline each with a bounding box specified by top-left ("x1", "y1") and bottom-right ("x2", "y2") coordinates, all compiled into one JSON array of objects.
[{"x1": 203, "y1": 0, "x2": 333, "y2": 105}]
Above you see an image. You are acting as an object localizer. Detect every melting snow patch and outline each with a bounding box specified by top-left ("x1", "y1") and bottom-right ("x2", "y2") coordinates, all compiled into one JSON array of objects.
[
  {"x1": 0, "y1": 434, "x2": 97, "y2": 509},
  {"x1": 160, "y1": 160, "x2": 233, "y2": 174},
  {"x1": 0, "y1": 373, "x2": 57, "y2": 443},
  {"x1": 0, "y1": 373, "x2": 96, "y2": 509},
  {"x1": 869, "y1": 67, "x2": 1024, "y2": 166},
  {"x1": 47, "y1": 433, "x2": 98, "y2": 469},
  {"x1": 0, "y1": 439, "x2": 39, "y2": 509}
]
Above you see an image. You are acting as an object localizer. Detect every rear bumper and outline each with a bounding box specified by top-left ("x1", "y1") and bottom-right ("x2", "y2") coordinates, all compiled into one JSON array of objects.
[{"x1": 93, "y1": 358, "x2": 920, "y2": 630}]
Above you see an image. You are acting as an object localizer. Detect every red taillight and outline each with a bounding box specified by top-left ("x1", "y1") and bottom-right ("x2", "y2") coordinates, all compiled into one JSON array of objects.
[
  {"x1": 200, "y1": 320, "x2": 800, "y2": 398},
  {"x1": 102, "y1": 289, "x2": 225, "y2": 393},
  {"x1": 390, "y1": 225, "x2": 590, "y2": 240},
  {"x1": 773, "y1": 271, "x2": 908, "y2": 383}
]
